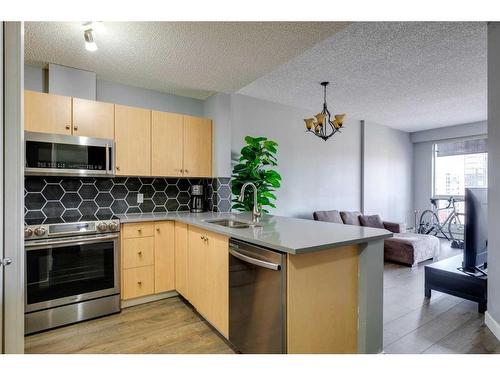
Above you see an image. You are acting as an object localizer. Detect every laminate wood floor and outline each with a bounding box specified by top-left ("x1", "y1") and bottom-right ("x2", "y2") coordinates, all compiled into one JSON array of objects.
[
  {"x1": 383, "y1": 240, "x2": 499, "y2": 354},
  {"x1": 25, "y1": 240, "x2": 499, "y2": 354},
  {"x1": 25, "y1": 297, "x2": 235, "y2": 354}
]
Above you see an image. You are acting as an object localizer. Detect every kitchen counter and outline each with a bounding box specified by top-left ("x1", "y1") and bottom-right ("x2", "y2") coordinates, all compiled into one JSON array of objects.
[{"x1": 115, "y1": 211, "x2": 392, "y2": 254}]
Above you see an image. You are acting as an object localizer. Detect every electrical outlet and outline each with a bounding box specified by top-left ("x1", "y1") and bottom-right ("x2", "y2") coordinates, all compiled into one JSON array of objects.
[{"x1": 137, "y1": 193, "x2": 144, "y2": 204}]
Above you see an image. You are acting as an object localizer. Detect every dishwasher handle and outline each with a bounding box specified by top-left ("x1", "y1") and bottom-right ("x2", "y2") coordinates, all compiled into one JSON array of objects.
[{"x1": 229, "y1": 247, "x2": 281, "y2": 271}]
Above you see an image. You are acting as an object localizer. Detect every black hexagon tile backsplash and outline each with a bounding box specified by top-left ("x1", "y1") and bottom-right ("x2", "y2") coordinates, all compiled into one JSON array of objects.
[{"x1": 24, "y1": 176, "x2": 232, "y2": 225}]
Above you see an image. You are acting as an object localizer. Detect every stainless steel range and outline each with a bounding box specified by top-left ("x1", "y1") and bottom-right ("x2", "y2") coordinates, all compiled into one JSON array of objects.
[{"x1": 24, "y1": 220, "x2": 121, "y2": 334}]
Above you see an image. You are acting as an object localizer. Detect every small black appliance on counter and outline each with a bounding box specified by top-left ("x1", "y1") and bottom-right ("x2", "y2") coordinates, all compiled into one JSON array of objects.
[{"x1": 189, "y1": 184, "x2": 207, "y2": 213}]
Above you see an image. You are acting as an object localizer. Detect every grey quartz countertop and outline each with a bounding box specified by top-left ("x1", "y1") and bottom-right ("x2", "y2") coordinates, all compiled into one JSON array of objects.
[{"x1": 115, "y1": 211, "x2": 392, "y2": 254}]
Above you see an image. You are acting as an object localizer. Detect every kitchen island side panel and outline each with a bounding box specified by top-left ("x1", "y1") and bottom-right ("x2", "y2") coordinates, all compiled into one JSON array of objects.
[{"x1": 286, "y1": 244, "x2": 359, "y2": 354}]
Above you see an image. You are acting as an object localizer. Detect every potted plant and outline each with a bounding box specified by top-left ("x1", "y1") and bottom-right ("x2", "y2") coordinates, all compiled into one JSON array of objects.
[{"x1": 231, "y1": 136, "x2": 282, "y2": 213}]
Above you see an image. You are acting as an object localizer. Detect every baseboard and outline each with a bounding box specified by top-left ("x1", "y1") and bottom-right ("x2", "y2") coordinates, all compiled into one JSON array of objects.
[
  {"x1": 121, "y1": 290, "x2": 178, "y2": 308},
  {"x1": 485, "y1": 311, "x2": 500, "y2": 341}
]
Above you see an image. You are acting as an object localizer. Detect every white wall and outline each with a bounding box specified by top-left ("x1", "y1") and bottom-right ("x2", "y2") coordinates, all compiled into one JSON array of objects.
[
  {"x1": 363, "y1": 121, "x2": 413, "y2": 225},
  {"x1": 411, "y1": 121, "x2": 487, "y2": 143},
  {"x1": 230, "y1": 94, "x2": 362, "y2": 219},
  {"x1": 486, "y1": 22, "x2": 500, "y2": 339}
]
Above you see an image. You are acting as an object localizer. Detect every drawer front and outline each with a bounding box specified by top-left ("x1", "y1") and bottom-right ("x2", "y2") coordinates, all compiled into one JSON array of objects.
[
  {"x1": 122, "y1": 222, "x2": 154, "y2": 239},
  {"x1": 123, "y1": 237, "x2": 154, "y2": 269},
  {"x1": 122, "y1": 266, "x2": 155, "y2": 300}
]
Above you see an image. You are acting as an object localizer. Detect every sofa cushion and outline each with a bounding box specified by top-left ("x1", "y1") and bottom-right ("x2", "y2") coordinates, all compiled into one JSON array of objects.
[
  {"x1": 359, "y1": 214, "x2": 385, "y2": 229},
  {"x1": 340, "y1": 211, "x2": 361, "y2": 226},
  {"x1": 313, "y1": 210, "x2": 343, "y2": 224}
]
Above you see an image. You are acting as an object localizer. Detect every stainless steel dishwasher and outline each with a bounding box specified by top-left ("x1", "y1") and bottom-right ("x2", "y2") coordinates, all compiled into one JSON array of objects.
[{"x1": 229, "y1": 239, "x2": 286, "y2": 354}]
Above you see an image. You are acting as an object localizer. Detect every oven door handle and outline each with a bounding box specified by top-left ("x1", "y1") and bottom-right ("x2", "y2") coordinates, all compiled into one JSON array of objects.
[{"x1": 25, "y1": 233, "x2": 119, "y2": 250}]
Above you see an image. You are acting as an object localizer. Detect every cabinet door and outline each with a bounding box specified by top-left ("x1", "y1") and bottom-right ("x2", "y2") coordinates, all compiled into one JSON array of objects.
[
  {"x1": 122, "y1": 266, "x2": 155, "y2": 300},
  {"x1": 151, "y1": 111, "x2": 184, "y2": 177},
  {"x1": 175, "y1": 222, "x2": 189, "y2": 299},
  {"x1": 24, "y1": 90, "x2": 72, "y2": 135},
  {"x1": 205, "y1": 231, "x2": 229, "y2": 337},
  {"x1": 114, "y1": 104, "x2": 151, "y2": 176},
  {"x1": 154, "y1": 221, "x2": 175, "y2": 293},
  {"x1": 187, "y1": 226, "x2": 208, "y2": 313},
  {"x1": 72, "y1": 98, "x2": 114, "y2": 139},
  {"x1": 183, "y1": 116, "x2": 212, "y2": 177}
]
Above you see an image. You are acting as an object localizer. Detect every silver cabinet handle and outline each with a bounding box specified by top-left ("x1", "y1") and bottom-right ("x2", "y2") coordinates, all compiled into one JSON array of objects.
[
  {"x1": 1, "y1": 258, "x2": 13, "y2": 266},
  {"x1": 229, "y1": 249, "x2": 281, "y2": 270}
]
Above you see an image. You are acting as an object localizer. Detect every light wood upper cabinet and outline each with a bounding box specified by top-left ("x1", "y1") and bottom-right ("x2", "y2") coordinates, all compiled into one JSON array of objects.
[
  {"x1": 151, "y1": 111, "x2": 184, "y2": 177},
  {"x1": 114, "y1": 104, "x2": 151, "y2": 176},
  {"x1": 154, "y1": 221, "x2": 176, "y2": 294},
  {"x1": 72, "y1": 97, "x2": 114, "y2": 139},
  {"x1": 24, "y1": 90, "x2": 72, "y2": 135},
  {"x1": 183, "y1": 115, "x2": 212, "y2": 178},
  {"x1": 174, "y1": 222, "x2": 189, "y2": 299}
]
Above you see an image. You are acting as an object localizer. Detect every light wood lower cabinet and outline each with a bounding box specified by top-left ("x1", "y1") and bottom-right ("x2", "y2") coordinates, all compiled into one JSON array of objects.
[
  {"x1": 123, "y1": 266, "x2": 155, "y2": 300},
  {"x1": 174, "y1": 222, "x2": 189, "y2": 299},
  {"x1": 188, "y1": 226, "x2": 229, "y2": 337},
  {"x1": 121, "y1": 221, "x2": 175, "y2": 300},
  {"x1": 154, "y1": 222, "x2": 175, "y2": 293},
  {"x1": 121, "y1": 221, "x2": 229, "y2": 337}
]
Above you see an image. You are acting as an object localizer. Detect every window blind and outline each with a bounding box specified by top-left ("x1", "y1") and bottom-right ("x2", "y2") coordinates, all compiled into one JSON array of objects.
[{"x1": 435, "y1": 138, "x2": 487, "y2": 157}]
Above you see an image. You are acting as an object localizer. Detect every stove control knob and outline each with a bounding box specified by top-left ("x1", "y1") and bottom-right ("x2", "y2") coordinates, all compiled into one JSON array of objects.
[
  {"x1": 97, "y1": 222, "x2": 108, "y2": 232},
  {"x1": 108, "y1": 222, "x2": 118, "y2": 232},
  {"x1": 25, "y1": 227, "x2": 33, "y2": 238},
  {"x1": 34, "y1": 227, "x2": 46, "y2": 237}
]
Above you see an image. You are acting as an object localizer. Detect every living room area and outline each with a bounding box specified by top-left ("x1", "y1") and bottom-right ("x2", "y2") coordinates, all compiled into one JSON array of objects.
[{"x1": 221, "y1": 21, "x2": 497, "y2": 354}]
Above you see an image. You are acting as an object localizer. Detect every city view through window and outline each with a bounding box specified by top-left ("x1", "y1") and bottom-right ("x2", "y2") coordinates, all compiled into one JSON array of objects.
[{"x1": 433, "y1": 139, "x2": 488, "y2": 224}]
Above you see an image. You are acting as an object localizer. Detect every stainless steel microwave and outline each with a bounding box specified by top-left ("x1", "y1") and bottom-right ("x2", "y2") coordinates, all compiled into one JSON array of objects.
[{"x1": 25, "y1": 131, "x2": 115, "y2": 177}]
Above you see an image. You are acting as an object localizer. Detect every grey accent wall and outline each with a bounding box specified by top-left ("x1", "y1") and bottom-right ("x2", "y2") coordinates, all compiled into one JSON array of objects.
[
  {"x1": 96, "y1": 80, "x2": 204, "y2": 117},
  {"x1": 487, "y1": 22, "x2": 500, "y2": 335},
  {"x1": 203, "y1": 93, "x2": 232, "y2": 177},
  {"x1": 410, "y1": 121, "x2": 487, "y2": 143},
  {"x1": 24, "y1": 64, "x2": 205, "y2": 117},
  {"x1": 362, "y1": 121, "x2": 413, "y2": 225},
  {"x1": 230, "y1": 94, "x2": 362, "y2": 219},
  {"x1": 48, "y1": 64, "x2": 96, "y2": 100},
  {"x1": 24, "y1": 64, "x2": 47, "y2": 92}
]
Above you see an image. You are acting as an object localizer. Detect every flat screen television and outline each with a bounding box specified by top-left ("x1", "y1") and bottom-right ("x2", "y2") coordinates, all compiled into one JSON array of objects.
[{"x1": 463, "y1": 187, "x2": 488, "y2": 272}]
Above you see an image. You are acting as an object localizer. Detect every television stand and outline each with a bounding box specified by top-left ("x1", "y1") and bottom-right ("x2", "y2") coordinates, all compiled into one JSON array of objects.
[{"x1": 424, "y1": 255, "x2": 487, "y2": 313}]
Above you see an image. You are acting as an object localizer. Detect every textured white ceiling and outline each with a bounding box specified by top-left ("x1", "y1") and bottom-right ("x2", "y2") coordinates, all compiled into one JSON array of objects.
[
  {"x1": 24, "y1": 22, "x2": 348, "y2": 100},
  {"x1": 238, "y1": 22, "x2": 487, "y2": 132}
]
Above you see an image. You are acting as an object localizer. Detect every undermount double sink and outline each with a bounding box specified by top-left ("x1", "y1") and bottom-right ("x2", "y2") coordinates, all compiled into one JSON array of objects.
[{"x1": 204, "y1": 218, "x2": 261, "y2": 229}]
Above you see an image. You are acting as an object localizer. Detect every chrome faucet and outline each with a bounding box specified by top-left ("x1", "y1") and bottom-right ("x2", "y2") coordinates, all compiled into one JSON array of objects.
[{"x1": 238, "y1": 182, "x2": 261, "y2": 222}]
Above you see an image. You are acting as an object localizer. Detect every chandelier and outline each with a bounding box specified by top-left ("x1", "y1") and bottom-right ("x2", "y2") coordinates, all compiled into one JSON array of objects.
[{"x1": 304, "y1": 82, "x2": 345, "y2": 141}]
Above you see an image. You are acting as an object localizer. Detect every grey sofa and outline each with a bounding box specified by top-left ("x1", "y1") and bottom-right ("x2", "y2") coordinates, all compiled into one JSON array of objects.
[{"x1": 313, "y1": 210, "x2": 440, "y2": 267}]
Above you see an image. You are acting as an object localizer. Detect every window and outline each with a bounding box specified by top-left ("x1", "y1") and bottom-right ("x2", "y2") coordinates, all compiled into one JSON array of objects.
[
  {"x1": 433, "y1": 138, "x2": 487, "y2": 224},
  {"x1": 433, "y1": 138, "x2": 488, "y2": 197}
]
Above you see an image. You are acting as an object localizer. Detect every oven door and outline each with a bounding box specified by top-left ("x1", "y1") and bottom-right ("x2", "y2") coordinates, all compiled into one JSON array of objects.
[
  {"x1": 24, "y1": 131, "x2": 114, "y2": 176},
  {"x1": 25, "y1": 233, "x2": 120, "y2": 313}
]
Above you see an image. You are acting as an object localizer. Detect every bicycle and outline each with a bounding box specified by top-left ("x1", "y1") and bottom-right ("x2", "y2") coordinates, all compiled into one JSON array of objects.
[{"x1": 418, "y1": 196, "x2": 465, "y2": 247}]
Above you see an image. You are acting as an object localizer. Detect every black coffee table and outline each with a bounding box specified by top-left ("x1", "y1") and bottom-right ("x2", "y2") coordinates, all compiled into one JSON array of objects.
[{"x1": 424, "y1": 255, "x2": 487, "y2": 313}]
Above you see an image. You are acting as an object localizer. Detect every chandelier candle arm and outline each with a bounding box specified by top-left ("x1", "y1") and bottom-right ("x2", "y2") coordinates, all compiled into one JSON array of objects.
[{"x1": 303, "y1": 81, "x2": 346, "y2": 141}]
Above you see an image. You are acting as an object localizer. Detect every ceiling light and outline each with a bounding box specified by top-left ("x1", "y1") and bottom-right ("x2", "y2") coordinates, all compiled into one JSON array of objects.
[
  {"x1": 304, "y1": 82, "x2": 345, "y2": 141},
  {"x1": 84, "y1": 29, "x2": 98, "y2": 52},
  {"x1": 83, "y1": 21, "x2": 104, "y2": 33}
]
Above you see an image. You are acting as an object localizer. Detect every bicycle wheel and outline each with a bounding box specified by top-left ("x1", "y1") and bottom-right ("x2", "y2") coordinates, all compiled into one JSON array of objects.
[
  {"x1": 419, "y1": 210, "x2": 440, "y2": 235},
  {"x1": 447, "y1": 214, "x2": 464, "y2": 242}
]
